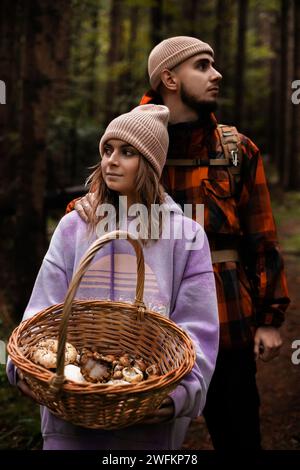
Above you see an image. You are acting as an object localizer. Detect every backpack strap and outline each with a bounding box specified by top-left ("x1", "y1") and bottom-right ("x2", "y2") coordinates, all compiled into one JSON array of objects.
[
  {"x1": 166, "y1": 124, "x2": 243, "y2": 196},
  {"x1": 166, "y1": 124, "x2": 242, "y2": 172},
  {"x1": 216, "y1": 124, "x2": 242, "y2": 175},
  {"x1": 165, "y1": 157, "x2": 232, "y2": 166}
]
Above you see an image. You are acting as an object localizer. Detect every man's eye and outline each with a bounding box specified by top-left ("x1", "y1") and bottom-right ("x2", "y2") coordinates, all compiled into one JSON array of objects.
[{"x1": 198, "y1": 63, "x2": 208, "y2": 71}]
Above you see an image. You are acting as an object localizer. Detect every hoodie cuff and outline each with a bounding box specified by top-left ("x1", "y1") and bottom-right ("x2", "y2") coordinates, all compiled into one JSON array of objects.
[
  {"x1": 6, "y1": 357, "x2": 18, "y2": 386},
  {"x1": 169, "y1": 384, "x2": 188, "y2": 418}
]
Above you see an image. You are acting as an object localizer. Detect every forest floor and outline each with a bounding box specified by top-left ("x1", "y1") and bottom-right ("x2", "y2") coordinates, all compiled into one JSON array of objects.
[{"x1": 0, "y1": 190, "x2": 300, "y2": 450}]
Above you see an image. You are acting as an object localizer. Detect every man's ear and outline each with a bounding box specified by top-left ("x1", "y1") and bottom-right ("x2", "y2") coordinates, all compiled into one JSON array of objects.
[{"x1": 160, "y1": 69, "x2": 178, "y2": 91}]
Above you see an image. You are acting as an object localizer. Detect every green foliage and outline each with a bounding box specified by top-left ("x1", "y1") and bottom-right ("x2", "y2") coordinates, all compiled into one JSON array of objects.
[
  {"x1": 272, "y1": 191, "x2": 300, "y2": 254},
  {"x1": 249, "y1": 0, "x2": 280, "y2": 12},
  {"x1": 0, "y1": 365, "x2": 42, "y2": 449},
  {"x1": 0, "y1": 320, "x2": 42, "y2": 450},
  {"x1": 44, "y1": 0, "x2": 287, "y2": 189}
]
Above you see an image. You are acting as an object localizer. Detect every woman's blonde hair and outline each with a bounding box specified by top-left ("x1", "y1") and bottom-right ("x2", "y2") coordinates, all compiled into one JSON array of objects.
[{"x1": 85, "y1": 156, "x2": 166, "y2": 244}]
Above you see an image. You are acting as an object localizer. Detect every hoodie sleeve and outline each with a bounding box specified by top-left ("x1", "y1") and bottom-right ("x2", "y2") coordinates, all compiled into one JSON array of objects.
[
  {"x1": 7, "y1": 215, "x2": 74, "y2": 385},
  {"x1": 23, "y1": 218, "x2": 71, "y2": 321},
  {"x1": 169, "y1": 226, "x2": 219, "y2": 419}
]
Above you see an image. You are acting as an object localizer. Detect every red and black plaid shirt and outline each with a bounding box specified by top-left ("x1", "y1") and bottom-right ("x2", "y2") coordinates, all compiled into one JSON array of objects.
[
  {"x1": 141, "y1": 90, "x2": 290, "y2": 349},
  {"x1": 66, "y1": 91, "x2": 290, "y2": 349}
]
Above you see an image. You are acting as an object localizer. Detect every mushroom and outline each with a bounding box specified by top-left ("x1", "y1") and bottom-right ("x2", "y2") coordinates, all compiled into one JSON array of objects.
[
  {"x1": 118, "y1": 353, "x2": 134, "y2": 367},
  {"x1": 106, "y1": 379, "x2": 129, "y2": 386},
  {"x1": 122, "y1": 366, "x2": 144, "y2": 383},
  {"x1": 133, "y1": 357, "x2": 148, "y2": 373},
  {"x1": 145, "y1": 363, "x2": 160, "y2": 379},
  {"x1": 112, "y1": 370, "x2": 123, "y2": 380},
  {"x1": 79, "y1": 348, "x2": 112, "y2": 383},
  {"x1": 64, "y1": 364, "x2": 86, "y2": 383},
  {"x1": 30, "y1": 338, "x2": 77, "y2": 369}
]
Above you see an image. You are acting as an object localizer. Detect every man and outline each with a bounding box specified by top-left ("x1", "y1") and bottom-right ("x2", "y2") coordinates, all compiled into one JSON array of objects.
[{"x1": 69, "y1": 36, "x2": 290, "y2": 450}]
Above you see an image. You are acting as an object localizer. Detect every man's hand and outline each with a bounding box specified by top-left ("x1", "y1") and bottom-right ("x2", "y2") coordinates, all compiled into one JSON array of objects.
[
  {"x1": 74, "y1": 192, "x2": 94, "y2": 222},
  {"x1": 16, "y1": 369, "x2": 41, "y2": 403},
  {"x1": 254, "y1": 326, "x2": 283, "y2": 362},
  {"x1": 142, "y1": 397, "x2": 175, "y2": 424}
]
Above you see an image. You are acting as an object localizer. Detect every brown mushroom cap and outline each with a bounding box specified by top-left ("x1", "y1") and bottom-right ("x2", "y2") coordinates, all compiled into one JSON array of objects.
[{"x1": 79, "y1": 349, "x2": 113, "y2": 383}]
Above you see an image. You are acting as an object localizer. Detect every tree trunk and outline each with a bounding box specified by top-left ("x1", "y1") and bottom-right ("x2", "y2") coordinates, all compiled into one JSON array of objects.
[
  {"x1": 87, "y1": 5, "x2": 100, "y2": 119},
  {"x1": 150, "y1": 0, "x2": 163, "y2": 47},
  {"x1": 214, "y1": 0, "x2": 226, "y2": 64},
  {"x1": 214, "y1": 0, "x2": 237, "y2": 124},
  {"x1": 284, "y1": 0, "x2": 295, "y2": 188},
  {"x1": 0, "y1": 1, "x2": 22, "y2": 321},
  {"x1": 234, "y1": 0, "x2": 248, "y2": 127},
  {"x1": 123, "y1": 4, "x2": 140, "y2": 108},
  {"x1": 268, "y1": 10, "x2": 281, "y2": 165},
  {"x1": 13, "y1": 0, "x2": 71, "y2": 318},
  {"x1": 104, "y1": 0, "x2": 123, "y2": 123},
  {"x1": 0, "y1": 1, "x2": 21, "y2": 206},
  {"x1": 276, "y1": 0, "x2": 289, "y2": 181},
  {"x1": 288, "y1": 0, "x2": 300, "y2": 188},
  {"x1": 185, "y1": 0, "x2": 199, "y2": 37}
]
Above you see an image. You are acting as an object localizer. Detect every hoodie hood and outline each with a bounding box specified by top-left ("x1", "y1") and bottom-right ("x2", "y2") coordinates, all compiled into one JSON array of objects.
[{"x1": 162, "y1": 193, "x2": 183, "y2": 215}]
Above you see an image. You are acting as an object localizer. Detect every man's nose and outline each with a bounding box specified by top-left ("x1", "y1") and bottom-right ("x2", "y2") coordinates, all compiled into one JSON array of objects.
[{"x1": 211, "y1": 68, "x2": 222, "y2": 82}]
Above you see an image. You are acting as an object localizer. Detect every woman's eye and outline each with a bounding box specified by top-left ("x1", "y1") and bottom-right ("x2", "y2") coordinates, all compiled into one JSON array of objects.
[
  {"x1": 104, "y1": 147, "x2": 112, "y2": 155},
  {"x1": 123, "y1": 149, "x2": 136, "y2": 156}
]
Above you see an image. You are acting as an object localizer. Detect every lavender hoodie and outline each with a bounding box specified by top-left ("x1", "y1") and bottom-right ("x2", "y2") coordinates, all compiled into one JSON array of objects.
[{"x1": 7, "y1": 195, "x2": 219, "y2": 450}]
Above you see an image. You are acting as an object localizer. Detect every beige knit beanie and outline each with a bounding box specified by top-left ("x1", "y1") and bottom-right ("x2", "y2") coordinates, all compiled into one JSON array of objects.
[
  {"x1": 148, "y1": 36, "x2": 214, "y2": 90},
  {"x1": 99, "y1": 104, "x2": 169, "y2": 178}
]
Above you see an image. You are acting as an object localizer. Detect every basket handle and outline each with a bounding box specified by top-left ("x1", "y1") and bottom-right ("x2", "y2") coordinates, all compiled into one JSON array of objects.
[{"x1": 50, "y1": 230, "x2": 145, "y2": 392}]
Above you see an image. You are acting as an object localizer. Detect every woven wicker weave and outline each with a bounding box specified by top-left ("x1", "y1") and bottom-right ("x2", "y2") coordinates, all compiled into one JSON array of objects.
[{"x1": 7, "y1": 230, "x2": 196, "y2": 429}]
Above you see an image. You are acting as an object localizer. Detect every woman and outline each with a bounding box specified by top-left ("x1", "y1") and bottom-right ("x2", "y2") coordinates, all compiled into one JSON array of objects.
[{"x1": 7, "y1": 104, "x2": 219, "y2": 450}]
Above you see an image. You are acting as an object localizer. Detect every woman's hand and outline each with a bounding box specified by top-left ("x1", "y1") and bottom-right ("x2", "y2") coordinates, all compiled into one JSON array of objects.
[
  {"x1": 16, "y1": 369, "x2": 41, "y2": 403},
  {"x1": 142, "y1": 397, "x2": 175, "y2": 424},
  {"x1": 74, "y1": 193, "x2": 94, "y2": 222}
]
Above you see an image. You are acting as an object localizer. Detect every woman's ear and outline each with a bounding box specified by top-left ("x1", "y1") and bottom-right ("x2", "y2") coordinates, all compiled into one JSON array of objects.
[{"x1": 160, "y1": 69, "x2": 178, "y2": 91}]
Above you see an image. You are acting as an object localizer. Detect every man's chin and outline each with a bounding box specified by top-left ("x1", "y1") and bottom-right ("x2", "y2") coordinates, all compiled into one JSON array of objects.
[{"x1": 197, "y1": 100, "x2": 218, "y2": 113}]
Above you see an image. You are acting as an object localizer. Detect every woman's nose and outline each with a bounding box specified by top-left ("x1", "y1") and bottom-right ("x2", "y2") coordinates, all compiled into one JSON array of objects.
[{"x1": 108, "y1": 150, "x2": 120, "y2": 164}]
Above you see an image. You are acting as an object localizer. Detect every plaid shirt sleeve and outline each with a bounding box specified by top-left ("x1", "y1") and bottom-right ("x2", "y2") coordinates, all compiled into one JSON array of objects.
[{"x1": 238, "y1": 136, "x2": 290, "y2": 327}]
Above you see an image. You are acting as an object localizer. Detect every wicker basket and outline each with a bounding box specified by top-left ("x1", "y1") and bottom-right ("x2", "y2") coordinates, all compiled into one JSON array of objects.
[{"x1": 7, "y1": 230, "x2": 196, "y2": 429}]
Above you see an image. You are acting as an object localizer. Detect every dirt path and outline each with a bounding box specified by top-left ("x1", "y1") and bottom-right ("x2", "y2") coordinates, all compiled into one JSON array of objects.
[{"x1": 182, "y1": 251, "x2": 300, "y2": 450}]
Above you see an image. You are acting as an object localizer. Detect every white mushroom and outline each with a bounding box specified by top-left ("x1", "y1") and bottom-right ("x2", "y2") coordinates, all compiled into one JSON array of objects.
[
  {"x1": 64, "y1": 364, "x2": 86, "y2": 383},
  {"x1": 106, "y1": 379, "x2": 129, "y2": 386},
  {"x1": 30, "y1": 338, "x2": 78, "y2": 369}
]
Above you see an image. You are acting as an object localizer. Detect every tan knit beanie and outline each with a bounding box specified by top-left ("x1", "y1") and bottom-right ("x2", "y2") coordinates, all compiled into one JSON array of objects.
[
  {"x1": 148, "y1": 36, "x2": 214, "y2": 90},
  {"x1": 99, "y1": 104, "x2": 169, "y2": 178}
]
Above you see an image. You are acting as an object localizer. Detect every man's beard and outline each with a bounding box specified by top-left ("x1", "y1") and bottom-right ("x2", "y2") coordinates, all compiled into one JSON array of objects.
[{"x1": 180, "y1": 83, "x2": 218, "y2": 121}]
